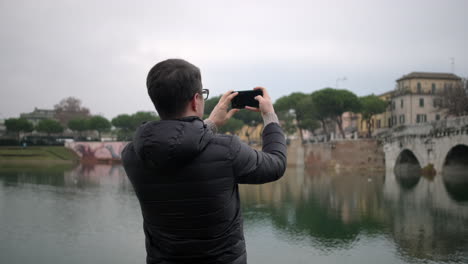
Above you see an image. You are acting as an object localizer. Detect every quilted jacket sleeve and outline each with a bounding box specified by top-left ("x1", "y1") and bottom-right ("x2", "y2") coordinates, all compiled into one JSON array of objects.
[{"x1": 232, "y1": 122, "x2": 287, "y2": 184}]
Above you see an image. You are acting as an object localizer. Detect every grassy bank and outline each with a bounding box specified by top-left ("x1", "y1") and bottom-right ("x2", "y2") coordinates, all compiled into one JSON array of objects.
[{"x1": 0, "y1": 146, "x2": 80, "y2": 163}]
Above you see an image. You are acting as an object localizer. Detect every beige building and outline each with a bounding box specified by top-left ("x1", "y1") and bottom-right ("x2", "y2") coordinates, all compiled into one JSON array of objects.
[
  {"x1": 359, "y1": 72, "x2": 462, "y2": 137},
  {"x1": 390, "y1": 72, "x2": 461, "y2": 127}
]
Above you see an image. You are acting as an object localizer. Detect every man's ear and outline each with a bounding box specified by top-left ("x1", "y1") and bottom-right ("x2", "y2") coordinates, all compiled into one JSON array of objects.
[{"x1": 190, "y1": 93, "x2": 200, "y2": 112}]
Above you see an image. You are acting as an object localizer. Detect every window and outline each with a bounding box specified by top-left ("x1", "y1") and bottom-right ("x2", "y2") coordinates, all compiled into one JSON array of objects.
[
  {"x1": 416, "y1": 114, "x2": 427, "y2": 123},
  {"x1": 377, "y1": 119, "x2": 381, "y2": 128},
  {"x1": 435, "y1": 114, "x2": 440, "y2": 121},
  {"x1": 399, "y1": 115, "x2": 405, "y2": 124},
  {"x1": 393, "y1": 116, "x2": 397, "y2": 126},
  {"x1": 388, "y1": 118, "x2": 392, "y2": 127},
  {"x1": 432, "y1": 83, "x2": 436, "y2": 94},
  {"x1": 419, "y1": 98, "x2": 424, "y2": 107},
  {"x1": 392, "y1": 101, "x2": 396, "y2": 110},
  {"x1": 401, "y1": 99, "x2": 404, "y2": 108},
  {"x1": 417, "y1": 82, "x2": 422, "y2": 93}
]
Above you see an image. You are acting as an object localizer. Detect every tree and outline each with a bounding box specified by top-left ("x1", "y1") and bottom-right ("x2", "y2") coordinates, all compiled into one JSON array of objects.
[
  {"x1": 311, "y1": 88, "x2": 361, "y2": 139},
  {"x1": 436, "y1": 83, "x2": 468, "y2": 117},
  {"x1": 274, "y1": 92, "x2": 320, "y2": 141},
  {"x1": 204, "y1": 95, "x2": 221, "y2": 117},
  {"x1": 276, "y1": 111, "x2": 297, "y2": 136},
  {"x1": 218, "y1": 118, "x2": 244, "y2": 135},
  {"x1": 4, "y1": 118, "x2": 34, "y2": 140},
  {"x1": 359, "y1": 95, "x2": 387, "y2": 137},
  {"x1": 130, "y1": 111, "x2": 159, "y2": 128},
  {"x1": 36, "y1": 119, "x2": 64, "y2": 136},
  {"x1": 111, "y1": 114, "x2": 133, "y2": 140},
  {"x1": 68, "y1": 118, "x2": 89, "y2": 138},
  {"x1": 111, "y1": 112, "x2": 159, "y2": 141},
  {"x1": 54, "y1": 97, "x2": 91, "y2": 126},
  {"x1": 87, "y1": 116, "x2": 111, "y2": 140}
]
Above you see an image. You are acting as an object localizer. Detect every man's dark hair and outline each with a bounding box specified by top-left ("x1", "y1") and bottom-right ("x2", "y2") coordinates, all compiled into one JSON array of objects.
[{"x1": 146, "y1": 59, "x2": 202, "y2": 119}]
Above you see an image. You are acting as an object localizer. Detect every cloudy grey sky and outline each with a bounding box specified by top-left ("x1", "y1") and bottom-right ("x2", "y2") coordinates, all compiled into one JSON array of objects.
[{"x1": 1, "y1": 0, "x2": 467, "y2": 120}]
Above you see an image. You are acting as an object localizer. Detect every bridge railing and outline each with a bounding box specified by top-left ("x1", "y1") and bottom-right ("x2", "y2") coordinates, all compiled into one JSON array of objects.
[{"x1": 375, "y1": 115, "x2": 468, "y2": 142}]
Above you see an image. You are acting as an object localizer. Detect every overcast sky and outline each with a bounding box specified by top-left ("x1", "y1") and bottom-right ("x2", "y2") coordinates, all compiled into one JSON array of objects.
[{"x1": 1, "y1": 0, "x2": 467, "y2": 120}]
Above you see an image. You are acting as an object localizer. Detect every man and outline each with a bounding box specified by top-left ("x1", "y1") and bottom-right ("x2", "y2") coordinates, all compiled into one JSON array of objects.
[{"x1": 122, "y1": 59, "x2": 287, "y2": 264}]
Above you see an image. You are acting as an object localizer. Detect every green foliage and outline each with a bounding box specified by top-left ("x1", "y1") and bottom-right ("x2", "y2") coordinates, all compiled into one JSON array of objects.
[
  {"x1": 111, "y1": 114, "x2": 132, "y2": 130},
  {"x1": 204, "y1": 95, "x2": 221, "y2": 116},
  {"x1": 274, "y1": 92, "x2": 320, "y2": 140},
  {"x1": 274, "y1": 92, "x2": 307, "y2": 113},
  {"x1": 5, "y1": 118, "x2": 34, "y2": 134},
  {"x1": 218, "y1": 118, "x2": 244, "y2": 134},
  {"x1": 298, "y1": 118, "x2": 320, "y2": 132},
  {"x1": 36, "y1": 119, "x2": 64, "y2": 135},
  {"x1": 359, "y1": 95, "x2": 387, "y2": 120},
  {"x1": 358, "y1": 95, "x2": 387, "y2": 137},
  {"x1": 87, "y1": 116, "x2": 111, "y2": 139},
  {"x1": 68, "y1": 118, "x2": 89, "y2": 132},
  {"x1": 311, "y1": 88, "x2": 361, "y2": 119},
  {"x1": 130, "y1": 111, "x2": 159, "y2": 128},
  {"x1": 235, "y1": 109, "x2": 262, "y2": 126},
  {"x1": 277, "y1": 111, "x2": 297, "y2": 136},
  {"x1": 311, "y1": 88, "x2": 361, "y2": 138},
  {"x1": 111, "y1": 111, "x2": 159, "y2": 141}
]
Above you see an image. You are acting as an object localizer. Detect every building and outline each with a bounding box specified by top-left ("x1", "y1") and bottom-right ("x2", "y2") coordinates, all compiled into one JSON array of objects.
[
  {"x1": 20, "y1": 107, "x2": 57, "y2": 126},
  {"x1": 358, "y1": 72, "x2": 462, "y2": 137},
  {"x1": 390, "y1": 72, "x2": 461, "y2": 126},
  {"x1": 357, "y1": 91, "x2": 394, "y2": 137},
  {"x1": 0, "y1": 119, "x2": 6, "y2": 136}
]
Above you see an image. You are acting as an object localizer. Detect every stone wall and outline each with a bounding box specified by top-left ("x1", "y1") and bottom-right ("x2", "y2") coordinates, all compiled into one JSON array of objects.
[
  {"x1": 65, "y1": 141, "x2": 128, "y2": 163},
  {"x1": 304, "y1": 139, "x2": 385, "y2": 171}
]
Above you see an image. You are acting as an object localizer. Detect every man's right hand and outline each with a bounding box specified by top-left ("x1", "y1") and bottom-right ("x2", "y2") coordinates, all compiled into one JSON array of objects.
[
  {"x1": 245, "y1": 87, "x2": 275, "y2": 116},
  {"x1": 207, "y1": 90, "x2": 239, "y2": 128}
]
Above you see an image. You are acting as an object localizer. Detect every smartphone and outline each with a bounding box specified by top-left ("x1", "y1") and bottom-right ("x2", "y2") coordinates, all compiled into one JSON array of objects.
[{"x1": 231, "y1": 90, "x2": 263, "y2": 109}]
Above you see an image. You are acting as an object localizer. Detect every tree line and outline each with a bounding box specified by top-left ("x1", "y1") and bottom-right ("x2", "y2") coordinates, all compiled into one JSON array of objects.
[
  {"x1": 204, "y1": 88, "x2": 388, "y2": 140},
  {"x1": 10, "y1": 83, "x2": 467, "y2": 143},
  {"x1": 5, "y1": 112, "x2": 159, "y2": 142}
]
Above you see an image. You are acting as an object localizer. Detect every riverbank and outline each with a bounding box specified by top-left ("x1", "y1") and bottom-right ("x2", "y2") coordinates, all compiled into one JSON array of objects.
[{"x1": 0, "y1": 146, "x2": 80, "y2": 164}]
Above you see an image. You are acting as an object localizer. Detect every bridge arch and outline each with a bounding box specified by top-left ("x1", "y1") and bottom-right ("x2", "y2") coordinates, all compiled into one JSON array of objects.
[
  {"x1": 394, "y1": 149, "x2": 422, "y2": 190},
  {"x1": 443, "y1": 144, "x2": 468, "y2": 168},
  {"x1": 395, "y1": 149, "x2": 421, "y2": 168},
  {"x1": 442, "y1": 144, "x2": 468, "y2": 201}
]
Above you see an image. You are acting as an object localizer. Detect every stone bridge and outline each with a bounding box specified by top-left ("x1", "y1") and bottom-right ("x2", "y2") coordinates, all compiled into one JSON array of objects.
[{"x1": 379, "y1": 116, "x2": 468, "y2": 174}]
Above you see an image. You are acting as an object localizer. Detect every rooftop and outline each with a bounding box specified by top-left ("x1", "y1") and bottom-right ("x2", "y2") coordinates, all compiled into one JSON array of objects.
[{"x1": 397, "y1": 72, "x2": 461, "y2": 82}]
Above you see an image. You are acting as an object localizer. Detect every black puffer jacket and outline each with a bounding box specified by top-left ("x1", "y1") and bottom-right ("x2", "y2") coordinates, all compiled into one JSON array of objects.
[{"x1": 122, "y1": 116, "x2": 287, "y2": 264}]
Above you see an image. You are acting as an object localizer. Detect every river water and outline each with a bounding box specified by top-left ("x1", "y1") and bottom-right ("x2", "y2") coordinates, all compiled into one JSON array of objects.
[{"x1": 1, "y1": 163, "x2": 467, "y2": 264}]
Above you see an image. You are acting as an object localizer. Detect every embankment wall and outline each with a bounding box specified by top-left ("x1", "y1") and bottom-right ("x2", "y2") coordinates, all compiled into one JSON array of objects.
[{"x1": 304, "y1": 139, "x2": 385, "y2": 171}]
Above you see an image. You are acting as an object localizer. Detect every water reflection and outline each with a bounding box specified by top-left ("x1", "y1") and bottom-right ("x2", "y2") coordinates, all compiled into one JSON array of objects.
[
  {"x1": 394, "y1": 149, "x2": 422, "y2": 191},
  {"x1": 240, "y1": 166, "x2": 468, "y2": 263},
  {"x1": 0, "y1": 163, "x2": 144, "y2": 264},
  {"x1": 1, "y1": 163, "x2": 468, "y2": 263},
  {"x1": 442, "y1": 145, "x2": 468, "y2": 202},
  {"x1": 443, "y1": 167, "x2": 468, "y2": 202},
  {"x1": 240, "y1": 169, "x2": 386, "y2": 251},
  {"x1": 0, "y1": 163, "x2": 133, "y2": 192}
]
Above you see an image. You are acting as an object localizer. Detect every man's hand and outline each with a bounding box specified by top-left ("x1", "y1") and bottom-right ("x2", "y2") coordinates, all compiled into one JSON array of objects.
[
  {"x1": 207, "y1": 90, "x2": 240, "y2": 127},
  {"x1": 245, "y1": 87, "x2": 275, "y2": 115}
]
